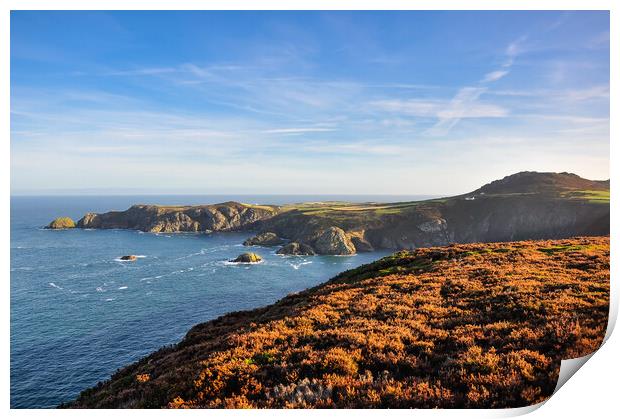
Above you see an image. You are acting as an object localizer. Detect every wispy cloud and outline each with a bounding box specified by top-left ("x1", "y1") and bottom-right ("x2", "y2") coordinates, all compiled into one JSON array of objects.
[
  {"x1": 425, "y1": 36, "x2": 529, "y2": 135},
  {"x1": 482, "y1": 70, "x2": 509, "y2": 83},
  {"x1": 10, "y1": 11, "x2": 610, "y2": 194}
]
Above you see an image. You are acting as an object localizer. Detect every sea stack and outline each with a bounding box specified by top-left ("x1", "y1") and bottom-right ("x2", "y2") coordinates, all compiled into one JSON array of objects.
[
  {"x1": 230, "y1": 253, "x2": 263, "y2": 263},
  {"x1": 276, "y1": 242, "x2": 316, "y2": 256},
  {"x1": 46, "y1": 217, "x2": 76, "y2": 229}
]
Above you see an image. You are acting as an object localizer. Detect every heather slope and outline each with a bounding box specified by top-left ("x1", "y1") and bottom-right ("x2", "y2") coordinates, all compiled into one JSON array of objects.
[{"x1": 69, "y1": 236, "x2": 609, "y2": 409}]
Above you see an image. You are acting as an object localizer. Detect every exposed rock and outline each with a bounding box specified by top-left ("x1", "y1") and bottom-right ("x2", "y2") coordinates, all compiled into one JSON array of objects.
[
  {"x1": 47, "y1": 217, "x2": 76, "y2": 229},
  {"x1": 276, "y1": 242, "x2": 316, "y2": 256},
  {"x1": 76, "y1": 202, "x2": 279, "y2": 232},
  {"x1": 313, "y1": 227, "x2": 356, "y2": 255},
  {"x1": 70, "y1": 173, "x2": 609, "y2": 253},
  {"x1": 148, "y1": 213, "x2": 200, "y2": 233},
  {"x1": 119, "y1": 255, "x2": 138, "y2": 261},
  {"x1": 230, "y1": 253, "x2": 263, "y2": 263},
  {"x1": 350, "y1": 236, "x2": 374, "y2": 252},
  {"x1": 417, "y1": 218, "x2": 447, "y2": 233},
  {"x1": 77, "y1": 213, "x2": 102, "y2": 228},
  {"x1": 243, "y1": 232, "x2": 285, "y2": 247}
]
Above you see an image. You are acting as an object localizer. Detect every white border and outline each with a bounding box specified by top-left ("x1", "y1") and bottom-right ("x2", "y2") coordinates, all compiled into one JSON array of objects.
[{"x1": 2, "y1": 1, "x2": 616, "y2": 418}]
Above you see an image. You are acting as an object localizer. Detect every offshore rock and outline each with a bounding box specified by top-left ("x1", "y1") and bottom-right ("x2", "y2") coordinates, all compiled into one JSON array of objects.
[{"x1": 276, "y1": 242, "x2": 316, "y2": 256}]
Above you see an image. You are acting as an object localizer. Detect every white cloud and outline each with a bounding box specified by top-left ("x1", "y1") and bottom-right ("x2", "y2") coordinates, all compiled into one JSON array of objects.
[{"x1": 482, "y1": 70, "x2": 509, "y2": 83}]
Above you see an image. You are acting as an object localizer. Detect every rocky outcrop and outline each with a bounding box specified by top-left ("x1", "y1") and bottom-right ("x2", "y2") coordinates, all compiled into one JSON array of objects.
[
  {"x1": 230, "y1": 253, "x2": 263, "y2": 263},
  {"x1": 58, "y1": 172, "x2": 610, "y2": 256},
  {"x1": 350, "y1": 236, "x2": 374, "y2": 252},
  {"x1": 243, "y1": 232, "x2": 285, "y2": 247},
  {"x1": 75, "y1": 202, "x2": 279, "y2": 233},
  {"x1": 313, "y1": 227, "x2": 356, "y2": 255},
  {"x1": 417, "y1": 219, "x2": 447, "y2": 233},
  {"x1": 276, "y1": 242, "x2": 316, "y2": 256},
  {"x1": 46, "y1": 217, "x2": 76, "y2": 229}
]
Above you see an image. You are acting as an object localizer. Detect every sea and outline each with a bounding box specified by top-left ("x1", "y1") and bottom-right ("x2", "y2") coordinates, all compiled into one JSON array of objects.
[{"x1": 10, "y1": 194, "x2": 432, "y2": 408}]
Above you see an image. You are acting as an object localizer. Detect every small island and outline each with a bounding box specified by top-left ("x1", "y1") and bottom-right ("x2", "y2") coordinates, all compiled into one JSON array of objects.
[
  {"x1": 46, "y1": 217, "x2": 76, "y2": 229},
  {"x1": 230, "y1": 253, "x2": 263, "y2": 264}
]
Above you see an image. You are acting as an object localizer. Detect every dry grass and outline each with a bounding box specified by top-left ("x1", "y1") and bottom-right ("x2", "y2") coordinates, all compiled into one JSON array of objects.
[{"x1": 69, "y1": 237, "x2": 609, "y2": 409}]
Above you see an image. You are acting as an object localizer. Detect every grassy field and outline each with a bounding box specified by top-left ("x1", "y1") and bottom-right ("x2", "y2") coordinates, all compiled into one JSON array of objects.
[
  {"x1": 70, "y1": 236, "x2": 609, "y2": 409},
  {"x1": 560, "y1": 190, "x2": 610, "y2": 204}
]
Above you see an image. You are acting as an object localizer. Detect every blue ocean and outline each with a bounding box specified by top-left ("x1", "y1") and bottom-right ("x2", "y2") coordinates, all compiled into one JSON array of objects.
[{"x1": 10, "y1": 195, "x2": 431, "y2": 408}]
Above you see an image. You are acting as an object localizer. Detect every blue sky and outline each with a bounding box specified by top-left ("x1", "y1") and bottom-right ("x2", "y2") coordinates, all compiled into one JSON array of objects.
[{"x1": 10, "y1": 11, "x2": 609, "y2": 195}]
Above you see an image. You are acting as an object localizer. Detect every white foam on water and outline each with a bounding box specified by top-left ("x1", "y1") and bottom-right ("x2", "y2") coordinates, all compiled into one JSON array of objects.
[
  {"x1": 222, "y1": 260, "x2": 264, "y2": 266},
  {"x1": 105, "y1": 298, "x2": 115, "y2": 302},
  {"x1": 118, "y1": 286, "x2": 128, "y2": 290},
  {"x1": 96, "y1": 287, "x2": 104, "y2": 292},
  {"x1": 175, "y1": 248, "x2": 209, "y2": 260},
  {"x1": 290, "y1": 260, "x2": 313, "y2": 270},
  {"x1": 49, "y1": 282, "x2": 63, "y2": 290},
  {"x1": 11, "y1": 267, "x2": 34, "y2": 271}
]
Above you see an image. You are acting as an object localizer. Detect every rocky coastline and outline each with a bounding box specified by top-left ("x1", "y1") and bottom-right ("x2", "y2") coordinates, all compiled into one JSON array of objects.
[{"x1": 47, "y1": 172, "x2": 610, "y2": 256}]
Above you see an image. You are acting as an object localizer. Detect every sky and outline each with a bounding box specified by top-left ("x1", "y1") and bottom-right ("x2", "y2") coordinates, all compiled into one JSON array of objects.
[{"x1": 10, "y1": 11, "x2": 610, "y2": 195}]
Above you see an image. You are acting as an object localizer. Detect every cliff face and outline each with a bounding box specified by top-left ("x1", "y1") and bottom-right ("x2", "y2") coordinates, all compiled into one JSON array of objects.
[
  {"x1": 67, "y1": 237, "x2": 610, "y2": 408},
  {"x1": 442, "y1": 195, "x2": 610, "y2": 243},
  {"x1": 64, "y1": 172, "x2": 610, "y2": 255},
  {"x1": 77, "y1": 202, "x2": 279, "y2": 233},
  {"x1": 253, "y1": 172, "x2": 609, "y2": 254}
]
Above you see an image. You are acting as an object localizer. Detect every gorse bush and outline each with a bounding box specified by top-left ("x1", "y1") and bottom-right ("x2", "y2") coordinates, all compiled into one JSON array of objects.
[{"x1": 69, "y1": 236, "x2": 609, "y2": 409}]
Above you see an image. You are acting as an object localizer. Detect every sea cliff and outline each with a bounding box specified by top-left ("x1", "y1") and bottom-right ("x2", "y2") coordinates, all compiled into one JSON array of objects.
[{"x1": 54, "y1": 172, "x2": 610, "y2": 255}]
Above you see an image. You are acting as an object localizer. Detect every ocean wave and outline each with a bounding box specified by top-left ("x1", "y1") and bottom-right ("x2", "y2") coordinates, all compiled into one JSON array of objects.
[
  {"x1": 175, "y1": 248, "x2": 210, "y2": 260},
  {"x1": 49, "y1": 282, "x2": 63, "y2": 290},
  {"x1": 11, "y1": 267, "x2": 34, "y2": 271},
  {"x1": 222, "y1": 260, "x2": 264, "y2": 266},
  {"x1": 289, "y1": 260, "x2": 313, "y2": 270},
  {"x1": 118, "y1": 286, "x2": 128, "y2": 290}
]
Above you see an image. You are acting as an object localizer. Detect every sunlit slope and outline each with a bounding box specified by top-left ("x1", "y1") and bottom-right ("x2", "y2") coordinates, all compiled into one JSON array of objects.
[{"x1": 69, "y1": 236, "x2": 609, "y2": 408}]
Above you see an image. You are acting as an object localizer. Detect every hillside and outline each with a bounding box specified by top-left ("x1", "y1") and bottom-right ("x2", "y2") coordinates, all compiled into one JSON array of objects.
[
  {"x1": 53, "y1": 171, "x2": 610, "y2": 255},
  {"x1": 254, "y1": 171, "x2": 610, "y2": 253},
  {"x1": 68, "y1": 236, "x2": 609, "y2": 409},
  {"x1": 473, "y1": 171, "x2": 609, "y2": 195}
]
